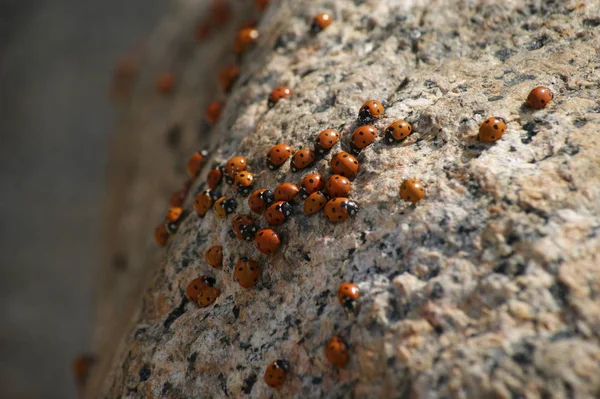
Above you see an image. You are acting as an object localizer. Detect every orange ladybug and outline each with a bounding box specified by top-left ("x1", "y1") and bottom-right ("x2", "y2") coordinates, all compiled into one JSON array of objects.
[
  {"x1": 478, "y1": 117, "x2": 506, "y2": 143},
  {"x1": 231, "y1": 214, "x2": 255, "y2": 240},
  {"x1": 197, "y1": 286, "x2": 220, "y2": 307},
  {"x1": 233, "y1": 257, "x2": 261, "y2": 288},
  {"x1": 268, "y1": 86, "x2": 293, "y2": 108},
  {"x1": 205, "y1": 246, "x2": 223, "y2": 268},
  {"x1": 165, "y1": 207, "x2": 183, "y2": 223},
  {"x1": 72, "y1": 354, "x2": 96, "y2": 391},
  {"x1": 234, "y1": 27, "x2": 259, "y2": 54},
  {"x1": 324, "y1": 197, "x2": 358, "y2": 222},
  {"x1": 234, "y1": 171, "x2": 254, "y2": 196},
  {"x1": 290, "y1": 149, "x2": 316, "y2": 172},
  {"x1": 194, "y1": 189, "x2": 221, "y2": 217},
  {"x1": 214, "y1": 196, "x2": 237, "y2": 217},
  {"x1": 219, "y1": 65, "x2": 239, "y2": 92},
  {"x1": 248, "y1": 189, "x2": 275, "y2": 214},
  {"x1": 255, "y1": 0, "x2": 270, "y2": 11},
  {"x1": 156, "y1": 73, "x2": 175, "y2": 94},
  {"x1": 338, "y1": 282, "x2": 359, "y2": 311},
  {"x1": 266, "y1": 143, "x2": 293, "y2": 170},
  {"x1": 224, "y1": 156, "x2": 247, "y2": 184},
  {"x1": 527, "y1": 86, "x2": 553, "y2": 109},
  {"x1": 358, "y1": 99, "x2": 384, "y2": 121},
  {"x1": 264, "y1": 360, "x2": 289, "y2": 388},
  {"x1": 170, "y1": 189, "x2": 187, "y2": 208},
  {"x1": 325, "y1": 174, "x2": 351, "y2": 198},
  {"x1": 205, "y1": 101, "x2": 224, "y2": 125},
  {"x1": 314, "y1": 129, "x2": 339, "y2": 155},
  {"x1": 385, "y1": 120, "x2": 412, "y2": 143},
  {"x1": 304, "y1": 191, "x2": 327, "y2": 215},
  {"x1": 207, "y1": 166, "x2": 223, "y2": 189},
  {"x1": 274, "y1": 183, "x2": 299, "y2": 202},
  {"x1": 399, "y1": 179, "x2": 425, "y2": 203},
  {"x1": 265, "y1": 201, "x2": 292, "y2": 225},
  {"x1": 254, "y1": 228, "x2": 281, "y2": 255},
  {"x1": 187, "y1": 150, "x2": 208, "y2": 178},
  {"x1": 350, "y1": 125, "x2": 378, "y2": 153},
  {"x1": 325, "y1": 336, "x2": 349, "y2": 367},
  {"x1": 185, "y1": 276, "x2": 216, "y2": 302},
  {"x1": 311, "y1": 13, "x2": 333, "y2": 33},
  {"x1": 330, "y1": 152, "x2": 359, "y2": 179},
  {"x1": 154, "y1": 223, "x2": 170, "y2": 247},
  {"x1": 299, "y1": 173, "x2": 325, "y2": 199}
]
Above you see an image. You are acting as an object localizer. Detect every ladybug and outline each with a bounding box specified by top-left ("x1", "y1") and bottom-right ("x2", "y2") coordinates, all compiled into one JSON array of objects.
[
  {"x1": 330, "y1": 152, "x2": 359, "y2": 180},
  {"x1": 311, "y1": 13, "x2": 333, "y2": 33},
  {"x1": 187, "y1": 150, "x2": 208, "y2": 178},
  {"x1": 325, "y1": 336, "x2": 349, "y2": 368},
  {"x1": 324, "y1": 197, "x2": 358, "y2": 222},
  {"x1": 224, "y1": 156, "x2": 247, "y2": 184},
  {"x1": 299, "y1": 174, "x2": 325, "y2": 199},
  {"x1": 290, "y1": 149, "x2": 316, "y2": 172},
  {"x1": 350, "y1": 125, "x2": 378, "y2": 154},
  {"x1": 325, "y1": 174, "x2": 351, "y2": 198},
  {"x1": 72, "y1": 354, "x2": 96, "y2": 389},
  {"x1": 274, "y1": 182, "x2": 300, "y2": 202},
  {"x1": 399, "y1": 179, "x2": 425, "y2": 203},
  {"x1": 165, "y1": 207, "x2": 183, "y2": 223},
  {"x1": 266, "y1": 143, "x2": 293, "y2": 170},
  {"x1": 358, "y1": 100, "x2": 384, "y2": 122},
  {"x1": 255, "y1": 0, "x2": 270, "y2": 12},
  {"x1": 205, "y1": 100, "x2": 224, "y2": 125},
  {"x1": 314, "y1": 129, "x2": 339, "y2": 155},
  {"x1": 265, "y1": 201, "x2": 292, "y2": 225},
  {"x1": 185, "y1": 276, "x2": 216, "y2": 302},
  {"x1": 170, "y1": 188, "x2": 187, "y2": 208},
  {"x1": 156, "y1": 73, "x2": 175, "y2": 94},
  {"x1": 385, "y1": 120, "x2": 412, "y2": 143},
  {"x1": 338, "y1": 282, "x2": 359, "y2": 311},
  {"x1": 234, "y1": 27, "x2": 259, "y2": 54},
  {"x1": 214, "y1": 196, "x2": 237, "y2": 217},
  {"x1": 248, "y1": 189, "x2": 275, "y2": 214},
  {"x1": 268, "y1": 87, "x2": 293, "y2": 108},
  {"x1": 207, "y1": 166, "x2": 223, "y2": 189},
  {"x1": 303, "y1": 191, "x2": 327, "y2": 215},
  {"x1": 478, "y1": 117, "x2": 506, "y2": 143},
  {"x1": 234, "y1": 171, "x2": 254, "y2": 196},
  {"x1": 527, "y1": 86, "x2": 553, "y2": 109},
  {"x1": 205, "y1": 246, "x2": 223, "y2": 268},
  {"x1": 219, "y1": 65, "x2": 239, "y2": 92},
  {"x1": 231, "y1": 214, "x2": 255, "y2": 240},
  {"x1": 254, "y1": 228, "x2": 281, "y2": 255},
  {"x1": 194, "y1": 190, "x2": 221, "y2": 216},
  {"x1": 234, "y1": 257, "x2": 261, "y2": 288},
  {"x1": 264, "y1": 360, "x2": 289, "y2": 388},
  {"x1": 154, "y1": 223, "x2": 170, "y2": 247},
  {"x1": 197, "y1": 286, "x2": 220, "y2": 308}
]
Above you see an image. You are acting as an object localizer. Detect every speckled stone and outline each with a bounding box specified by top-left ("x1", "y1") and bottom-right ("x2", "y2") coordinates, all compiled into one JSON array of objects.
[{"x1": 94, "y1": 0, "x2": 600, "y2": 398}]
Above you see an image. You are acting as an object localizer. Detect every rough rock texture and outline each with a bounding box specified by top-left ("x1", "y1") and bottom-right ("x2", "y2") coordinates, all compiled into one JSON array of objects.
[{"x1": 94, "y1": 0, "x2": 600, "y2": 398}]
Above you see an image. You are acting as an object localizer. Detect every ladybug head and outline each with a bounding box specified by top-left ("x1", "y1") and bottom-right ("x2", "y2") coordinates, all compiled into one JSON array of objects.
[
  {"x1": 201, "y1": 276, "x2": 216, "y2": 287},
  {"x1": 274, "y1": 359, "x2": 289, "y2": 371},
  {"x1": 344, "y1": 200, "x2": 358, "y2": 216}
]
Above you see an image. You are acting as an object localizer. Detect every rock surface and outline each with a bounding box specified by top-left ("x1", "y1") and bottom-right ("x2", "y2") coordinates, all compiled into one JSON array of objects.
[{"x1": 93, "y1": 0, "x2": 600, "y2": 398}]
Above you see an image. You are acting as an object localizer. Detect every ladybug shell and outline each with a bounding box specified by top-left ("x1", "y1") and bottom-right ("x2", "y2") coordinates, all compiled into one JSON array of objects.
[
  {"x1": 265, "y1": 201, "x2": 292, "y2": 226},
  {"x1": 351, "y1": 125, "x2": 378, "y2": 150},
  {"x1": 234, "y1": 171, "x2": 254, "y2": 196},
  {"x1": 266, "y1": 143, "x2": 293, "y2": 170},
  {"x1": 214, "y1": 196, "x2": 237, "y2": 218},
  {"x1": 330, "y1": 152, "x2": 359, "y2": 179},
  {"x1": 325, "y1": 174, "x2": 351, "y2": 198},
  {"x1": 478, "y1": 117, "x2": 506, "y2": 143},
  {"x1": 248, "y1": 189, "x2": 275, "y2": 214},
  {"x1": 205, "y1": 101, "x2": 224, "y2": 125},
  {"x1": 268, "y1": 87, "x2": 293, "y2": 108},
  {"x1": 290, "y1": 149, "x2": 316, "y2": 172},
  {"x1": 385, "y1": 120, "x2": 412, "y2": 143},
  {"x1": 303, "y1": 192, "x2": 327, "y2": 215},
  {"x1": 254, "y1": 228, "x2": 281, "y2": 255},
  {"x1": 234, "y1": 27, "x2": 259, "y2": 54},
  {"x1": 325, "y1": 336, "x2": 349, "y2": 368},
  {"x1": 299, "y1": 173, "x2": 325, "y2": 199},
  {"x1": 264, "y1": 360, "x2": 289, "y2": 388},
  {"x1": 197, "y1": 286, "x2": 220, "y2": 308},
  {"x1": 194, "y1": 190, "x2": 220, "y2": 217},
  {"x1": 187, "y1": 151, "x2": 208, "y2": 177},
  {"x1": 207, "y1": 166, "x2": 223, "y2": 190},
  {"x1": 185, "y1": 276, "x2": 216, "y2": 302},
  {"x1": 527, "y1": 86, "x2": 553, "y2": 109},
  {"x1": 274, "y1": 183, "x2": 299, "y2": 202},
  {"x1": 205, "y1": 246, "x2": 223, "y2": 268},
  {"x1": 324, "y1": 197, "x2": 358, "y2": 222},
  {"x1": 399, "y1": 179, "x2": 425, "y2": 203},
  {"x1": 165, "y1": 207, "x2": 183, "y2": 223},
  {"x1": 358, "y1": 99, "x2": 384, "y2": 121},
  {"x1": 224, "y1": 156, "x2": 247, "y2": 178},
  {"x1": 233, "y1": 257, "x2": 261, "y2": 288},
  {"x1": 232, "y1": 214, "x2": 255, "y2": 240},
  {"x1": 314, "y1": 129, "x2": 339, "y2": 154},
  {"x1": 154, "y1": 223, "x2": 170, "y2": 247},
  {"x1": 311, "y1": 13, "x2": 332, "y2": 33},
  {"x1": 219, "y1": 65, "x2": 239, "y2": 92},
  {"x1": 338, "y1": 282, "x2": 359, "y2": 308}
]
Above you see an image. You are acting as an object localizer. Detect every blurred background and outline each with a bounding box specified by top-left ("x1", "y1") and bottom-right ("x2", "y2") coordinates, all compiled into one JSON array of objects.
[{"x1": 0, "y1": 0, "x2": 167, "y2": 397}]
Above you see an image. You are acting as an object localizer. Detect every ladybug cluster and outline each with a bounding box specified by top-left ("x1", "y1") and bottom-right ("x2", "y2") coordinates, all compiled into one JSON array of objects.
[{"x1": 144, "y1": 0, "x2": 556, "y2": 391}]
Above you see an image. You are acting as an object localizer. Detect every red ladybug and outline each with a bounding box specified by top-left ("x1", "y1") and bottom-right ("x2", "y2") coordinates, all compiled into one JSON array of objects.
[
  {"x1": 298, "y1": 173, "x2": 325, "y2": 199},
  {"x1": 234, "y1": 171, "x2": 254, "y2": 196},
  {"x1": 385, "y1": 120, "x2": 412, "y2": 143},
  {"x1": 205, "y1": 246, "x2": 223, "y2": 268},
  {"x1": 197, "y1": 286, "x2": 220, "y2": 307},
  {"x1": 325, "y1": 336, "x2": 349, "y2": 367},
  {"x1": 207, "y1": 166, "x2": 223, "y2": 189},
  {"x1": 274, "y1": 183, "x2": 299, "y2": 202},
  {"x1": 205, "y1": 101, "x2": 224, "y2": 125},
  {"x1": 156, "y1": 73, "x2": 175, "y2": 94},
  {"x1": 311, "y1": 13, "x2": 333, "y2": 33},
  {"x1": 265, "y1": 201, "x2": 292, "y2": 225},
  {"x1": 231, "y1": 214, "x2": 255, "y2": 240},
  {"x1": 254, "y1": 228, "x2": 281, "y2": 255},
  {"x1": 399, "y1": 179, "x2": 425, "y2": 203},
  {"x1": 154, "y1": 223, "x2": 170, "y2": 247},
  {"x1": 194, "y1": 189, "x2": 221, "y2": 217},
  {"x1": 314, "y1": 129, "x2": 339, "y2": 155},
  {"x1": 266, "y1": 143, "x2": 293, "y2": 170},
  {"x1": 233, "y1": 257, "x2": 261, "y2": 288},
  {"x1": 527, "y1": 86, "x2": 553, "y2": 109},
  {"x1": 478, "y1": 117, "x2": 507, "y2": 143},
  {"x1": 358, "y1": 100, "x2": 384, "y2": 121},
  {"x1": 324, "y1": 197, "x2": 358, "y2": 222},
  {"x1": 185, "y1": 276, "x2": 216, "y2": 302},
  {"x1": 169, "y1": 188, "x2": 187, "y2": 208},
  {"x1": 325, "y1": 174, "x2": 351, "y2": 198},
  {"x1": 338, "y1": 282, "x2": 359, "y2": 311},
  {"x1": 268, "y1": 86, "x2": 293, "y2": 108},
  {"x1": 165, "y1": 207, "x2": 183, "y2": 223},
  {"x1": 350, "y1": 125, "x2": 378, "y2": 154},
  {"x1": 224, "y1": 156, "x2": 247, "y2": 184},
  {"x1": 330, "y1": 152, "x2": 359, "y2": 180},
  {"x1": 303, "y1": 191, "x2": 327, "y2": 215},
  {"x1": 234, "y1": 27, "x2": 259, "y2": 54},
  {"x1": 264, "y1": 360, "x2": 289, "y2": 388},
  {"x1": 219, "y1": 65, "x2": 239, "y2": 92},
  {"x1": 248, "y1": 189, "x2": 275, "y2": 214},
  {"x1": 290, "y1": 149, "x2": 316, "y2": 172},
  {"x1": 187, "y1": 150, "x2": 209, "y2": 178}
]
